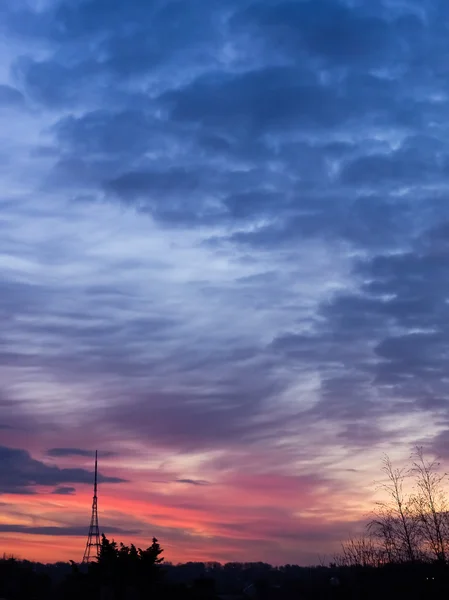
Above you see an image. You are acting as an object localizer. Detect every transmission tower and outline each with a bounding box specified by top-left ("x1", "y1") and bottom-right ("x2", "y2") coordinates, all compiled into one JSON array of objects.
[{"x1": 82, "y1": 450, "x2": 101, "y2": 563}]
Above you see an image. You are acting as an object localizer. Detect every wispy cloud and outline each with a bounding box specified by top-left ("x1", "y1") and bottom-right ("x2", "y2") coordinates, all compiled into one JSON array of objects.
[
  {"x1": 176, "y1": 479, "x2": 210, "y2": 487},
  {"x1": 47, "y1": 448, "x2": 117, "y2": 458}
]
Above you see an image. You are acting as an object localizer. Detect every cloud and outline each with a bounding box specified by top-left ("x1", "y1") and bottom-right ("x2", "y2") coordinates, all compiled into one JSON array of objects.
[
  {"x1": 97, "y1": 370, "x2": 286, "y2": 453},
  {"x1": 231, "y1": 0, "x2": 402, "y2": 67},
  {"x1": 176, "y1": 479, "x2": 210, "y2": 487},
  {"x1": 0, "y1": 84, "x2": 25, "y2": 107},
  {"x1": 339, "y1": 137, "x2": 449, "y2": 187},
  {"x1": 430, "y1": 430, "x2": 449, "y2": 460},
  {"x1": 269, "y1": 217, "x2": 449, "y2": 447},
  {"x1": 161, "y1": 66, "x2": 352, "y2": 133},
  {"x1": 0, "y1": 524, "x2": 141, "y2": 536},
  {"x1": 2, "y1": 0, "x2": 449, "y2": 565},
  {"x1": 51, "y1": 486, "x2": 76, "y2": 495},
  {"x1": 53, "y1": 110, "x2": 159, "y2": 157},
  {"x1": 47, "y1": 448, "x2": 117, "y2": 458},
  {"x1": 107, "y1": 168, "x2": 200, "y2": 201},
  {"x1": 0, "y1": 447, "x2": 126, "y2": 495}
]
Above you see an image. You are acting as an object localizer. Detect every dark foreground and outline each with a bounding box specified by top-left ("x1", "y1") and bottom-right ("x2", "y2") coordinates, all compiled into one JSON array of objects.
[{"x1": 1, "y1": 557, "x2": 449, "y2": 600}]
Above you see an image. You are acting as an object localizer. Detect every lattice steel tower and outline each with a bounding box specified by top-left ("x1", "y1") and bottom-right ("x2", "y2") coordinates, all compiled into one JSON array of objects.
[{"x1": 82, "y1": 450, "x2": 101, "y2": 563}]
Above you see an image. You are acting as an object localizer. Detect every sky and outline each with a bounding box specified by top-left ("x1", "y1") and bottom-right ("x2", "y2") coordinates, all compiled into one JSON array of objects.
[{"x1": 1, "y1": 0, "x2": 449, "y2": 566}]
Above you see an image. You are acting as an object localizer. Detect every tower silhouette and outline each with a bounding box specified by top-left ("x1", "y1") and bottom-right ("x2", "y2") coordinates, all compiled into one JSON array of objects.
[{"x1": 82, "y1": 450, "x2": 101, "y2": 563}]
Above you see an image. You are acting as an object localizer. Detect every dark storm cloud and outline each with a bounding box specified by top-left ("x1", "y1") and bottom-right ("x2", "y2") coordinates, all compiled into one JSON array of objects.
[{"x1": 0, "y1": 447, "x2": 126, "y2": 494}]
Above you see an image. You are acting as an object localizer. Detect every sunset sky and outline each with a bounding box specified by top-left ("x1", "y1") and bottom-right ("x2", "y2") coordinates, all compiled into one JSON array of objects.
[{"x1": 1, "y1": 0, "x2": 449, "y2": 566}]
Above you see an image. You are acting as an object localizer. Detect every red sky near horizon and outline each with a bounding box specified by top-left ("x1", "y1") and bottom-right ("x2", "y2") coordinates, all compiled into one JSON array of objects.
[{"x1": 0, "y1": 439, "x2": 376, "y2": 565}]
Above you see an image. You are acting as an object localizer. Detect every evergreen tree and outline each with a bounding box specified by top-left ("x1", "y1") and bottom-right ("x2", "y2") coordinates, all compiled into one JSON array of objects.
[{"x1": 89, "y1": 534, "x2": 164, "y2": 597}]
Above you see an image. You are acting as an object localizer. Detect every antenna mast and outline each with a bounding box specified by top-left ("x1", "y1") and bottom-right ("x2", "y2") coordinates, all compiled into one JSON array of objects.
[{"x1": 82, "y1": 450, "x2": 101, "y2": 563}]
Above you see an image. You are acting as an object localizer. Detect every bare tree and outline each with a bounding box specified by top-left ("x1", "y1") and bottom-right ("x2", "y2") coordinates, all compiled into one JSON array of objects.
[
  {"x1": 337, "y1": 536, "x2": 381, "y2": 568},
  {"x1": 368, "y1": 454, "x2": 418, "y2": 563},
  {"x1": 337, "y1": 449, "x2": 449, "y2": 567},
  {"x1": 410, "y1": 447, "x2": 449, "y2": 563}
]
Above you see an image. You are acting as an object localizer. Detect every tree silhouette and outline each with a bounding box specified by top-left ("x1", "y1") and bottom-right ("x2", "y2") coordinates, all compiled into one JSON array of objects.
[
  {"x1": 368, "y1": 454, "x2": 418, "y2": 563},
  {"x1": 339, "y1": 447, "x2": 449, "y2": 567},
  {"x1": 411, "y1": 447, "x2": 449, "y2": 563},
  {"x1": 91, "y1": 534, "x2": 164, "y2": 597}
]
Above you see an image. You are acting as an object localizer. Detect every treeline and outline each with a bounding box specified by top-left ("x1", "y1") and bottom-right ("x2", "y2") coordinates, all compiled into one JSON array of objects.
[
  {"x1": 0, "y1": 547, "x2": 331, "y2": 600},
  {"x1": 0, "y1": 536, "x2": 164, "y2": 600},
  {"x1": 2, "y1": 548, "x2": 448, "y2": 599},
  {"x1": 337, "y1": 447, "x2": 449, "y2": 567}
]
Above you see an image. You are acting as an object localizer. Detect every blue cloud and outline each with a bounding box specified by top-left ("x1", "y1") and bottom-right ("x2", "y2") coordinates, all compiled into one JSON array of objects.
[{"x1": 0, "y1": 447, "x2": 126, "y2": 495}]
